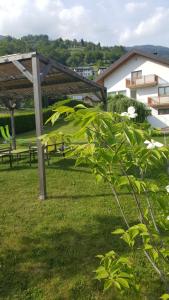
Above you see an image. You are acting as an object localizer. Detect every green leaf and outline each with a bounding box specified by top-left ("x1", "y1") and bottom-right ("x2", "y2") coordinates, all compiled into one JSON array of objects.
[
  {"x1": 55, "y1": 106, "x2": 74, "y2": 114},
  {"x1": 95, "y1": 266, "x2": 109, "y2": 279},
  {"x1": 118, "y1": 257, "x2": 131, "y2": 266},
  {"x1": 160, "y1": 294, "x2": 169, "y2": 300},
  {"x1": 96, "y1": 254, "x2": 104, "y2": 259},
  {"x1": 114, "y1": 281, "x2": 122, "y2": 290},
  {"x1": 130, "y1": 228, "x2": 139, "y2": 240},
  {"x1": 75, "y1": 104, "x2": 87, "y2": 109},
  {"x1": 46, "y1": 111, "x2": 60, "y2": 125},
  {"x1": 103, "y1": 279, "x2": 113, "y2": 291},
  {"x1": 116, "y1": 277, "x2": 130, "y2": 289},
  {"x1": 148, "y1": 183, "x2": 159, "y2": 192},
  {"x1": 134, "y1": 180, "x2": 142, "y2": 193},
  {"x1": 160, "y1": 249, "x2": 169, "y2": 258},
  {"x1": 51, "y1": 112, "x2": 60, "y2": 125},
  {"x1": 151, "y1": 249, "x2": 159, "y2": 262},
  {"x1": 122, "y1": 232, "x2": 133, "y2": 247},
  {"x1": 119, "y1": 272, "x2": 133, "y2": 279},
  {"x1": 105, "y1": 250, "x2": 116, "y2": 258},
  {"x1": 144, "y1": 244, "x2": 153, "y2": 250},
  {"x1": 117, "y1": 176, "x2": 129, "y2": 187},
  {"x1": 112, "y1": 228, "x2": 125, "y2": 235},
  {"x1": 95, "y1": 174, "x2": 102, "y2": 182}
]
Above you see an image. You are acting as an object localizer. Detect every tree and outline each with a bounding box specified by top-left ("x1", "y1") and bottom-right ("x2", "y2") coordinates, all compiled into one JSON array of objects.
[
  {"x1": 0, "y1": 35, "x2": 126, "y2": 68},
  {"x1": 42, "y1": 103, "x2": 169, "y2": 297},
  {"x1": 107, "y1": 94, "x2": 151, "y2": 122}
]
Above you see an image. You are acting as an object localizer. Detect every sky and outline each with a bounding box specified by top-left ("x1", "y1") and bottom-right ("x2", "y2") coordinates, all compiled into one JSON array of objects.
[{"x1": 0, "y1": 0, "x2": 169, "y2": 46}]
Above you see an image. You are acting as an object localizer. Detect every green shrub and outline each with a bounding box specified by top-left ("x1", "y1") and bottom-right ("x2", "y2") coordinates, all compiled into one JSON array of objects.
[
  {"x1": 0, "y1": 109, "x2": 52, "y2": 134},
  {"x1": 107, "y1": 94, "x2": 151, "y2": 122},
  {"x1": 52, "y1": 99, "x2": 92, "y2": 109}
]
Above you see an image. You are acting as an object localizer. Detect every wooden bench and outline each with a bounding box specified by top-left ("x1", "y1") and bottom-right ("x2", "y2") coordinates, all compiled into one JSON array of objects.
[
  {"x1": 0, "y1": 146, "x2": 12, "y2": 167},
  {"x1": 29, "y1": 142, "x2": 65, "y2": 166}
]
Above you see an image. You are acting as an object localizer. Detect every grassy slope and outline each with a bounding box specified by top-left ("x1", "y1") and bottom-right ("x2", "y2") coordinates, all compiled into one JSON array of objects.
[{"x1": 0, "y1": 124, "x2": 168, "y2": 300}]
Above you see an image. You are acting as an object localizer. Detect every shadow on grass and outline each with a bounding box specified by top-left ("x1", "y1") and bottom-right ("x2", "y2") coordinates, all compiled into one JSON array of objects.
[
  {"x1": 48, "y1": 158, "x2": 92, "y2": 174},
  {"x1": 0, "y1": 213, "x2": 164, "y2": 299},
  {"x1": 0, "y1": 214, "x2": 128, "y2": 299},
  {"x1": 48, "y1": 191, "x2": 134, "y2": 201},
  {"x1": 0, "y1": 158, "x2": 90, "y2": 174}
]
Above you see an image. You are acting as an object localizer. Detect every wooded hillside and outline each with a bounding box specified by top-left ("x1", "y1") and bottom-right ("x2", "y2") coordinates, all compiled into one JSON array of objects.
[{"x1": 0, "y1": 35, "x2": 126, "y2": 67}]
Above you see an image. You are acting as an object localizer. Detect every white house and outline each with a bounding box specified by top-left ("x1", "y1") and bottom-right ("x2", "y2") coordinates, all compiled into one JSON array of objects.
[
  {"x1": 98, "y1": 67, "x2": 107, "y2": 75},
  {"x1": 96, "y1": 50, "x2": 169, "y2": 129},
  {"x1": 73, "y1": 66, "x2": 94, "y2": 78}
]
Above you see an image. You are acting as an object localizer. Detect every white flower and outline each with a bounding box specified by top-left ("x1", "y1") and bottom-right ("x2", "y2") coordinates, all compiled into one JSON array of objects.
[
  {"x1": 166, "y1": 216, "x2": 169, "y2": 221},
  {"x1": 121, "y1": 106, "x2": 138, "y2": 119},
  {"x1": 128, "y1": 106, "x2": 135, "y2": 114},
  {"x1": 165, "y1": 185, "x2": 169, "y2": 193},
  {"x1": 144, "y1": 139, "x2": 163, "y2": 149}
]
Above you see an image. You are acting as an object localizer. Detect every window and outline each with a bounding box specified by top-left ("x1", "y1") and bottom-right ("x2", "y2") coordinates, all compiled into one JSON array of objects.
[
  {"x1": 158, "y1": 108, "x2": 169, "y2": 115},
  {"x1": 108, "y1": 91, "x2": 126, "y2": 96},
  {"x1": 158, "y1": 86, "x2": 169, "y2": 96},
  {"x1": 117, "y1": 90, "x2": 126, "y2": 96},
  {"x1": 131, "y1": 70, "x2": 142, "y2": 80},
  {"x1": 108, "y1": 91, "x2": 116, "y2": 96}
]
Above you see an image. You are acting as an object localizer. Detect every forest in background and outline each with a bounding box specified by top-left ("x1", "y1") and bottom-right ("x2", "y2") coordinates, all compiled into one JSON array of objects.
[{"x1": 0, "y1": 35, "x2": 126, "y2": 67}]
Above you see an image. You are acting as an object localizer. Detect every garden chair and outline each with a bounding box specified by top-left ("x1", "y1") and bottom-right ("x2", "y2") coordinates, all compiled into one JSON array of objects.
[
  {"x1": 29, "y1": 142, "x2": 65, "y2": 166},
  {"x1": 45, "y1": 142, "x2": 65, "y2": 165},
  {"x1": 0, "y1": 125, "x2": 11, "y2": 143}
]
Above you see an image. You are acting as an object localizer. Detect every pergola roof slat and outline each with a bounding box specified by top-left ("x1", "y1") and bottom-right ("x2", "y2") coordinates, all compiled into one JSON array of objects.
[{"x1": 0, "y1": 51, "x2": 106, "y2": 101}]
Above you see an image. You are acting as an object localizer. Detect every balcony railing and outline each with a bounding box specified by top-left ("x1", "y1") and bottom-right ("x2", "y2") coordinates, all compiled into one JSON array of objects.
[
  {"x1": 126, "y1": 74, "x2": 158, "y2": 89},
  {"x1": 148, "y1": 96, "x2": 169, "y2": 108}
]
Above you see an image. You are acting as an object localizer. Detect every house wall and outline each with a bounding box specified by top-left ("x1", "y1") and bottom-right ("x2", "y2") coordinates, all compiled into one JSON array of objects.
[
  {"x1": 147, "y1": 114, "x2": 169, "y2": 128},
  {"x1": 104, "y1": 54, "x2": 169, "y2": 128},
  {"x1": 137, "y1": 86, "x2": 157, "y2": 104},
  {"x1": 105, "y1": 55, "x2": 169, "y2": 96}
]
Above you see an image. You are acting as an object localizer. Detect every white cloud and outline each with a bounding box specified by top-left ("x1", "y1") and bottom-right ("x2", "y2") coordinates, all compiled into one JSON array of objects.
[
  {"x1": 125, "y1": 1, "x2": 147, "y2": 13},
  {"x1": 59, "y1": 5, "x2": 85, "y2": 23},
  {"x1": 35, "y1": 0, "x2": 50, "y2": 11},
  {"x1": 119, "y1": 6, "x2": 169, "y2": 44},
  {"x1": 0, "y1": 0, "x2": 169, "y2": 46},
  {"x1": 0, "y1": 0, "x2": 88, "y2": 39}
]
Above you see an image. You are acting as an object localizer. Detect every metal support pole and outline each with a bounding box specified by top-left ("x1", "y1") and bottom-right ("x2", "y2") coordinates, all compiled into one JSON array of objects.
[
  {"x1": 32, "y1": 54, "x2": 47, "y2": 200},
  {"x1": 10, "y1": 109, "x2": 16, "y2": 150}
]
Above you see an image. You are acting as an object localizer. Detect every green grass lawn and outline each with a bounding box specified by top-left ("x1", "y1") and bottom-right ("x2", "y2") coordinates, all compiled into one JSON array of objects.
[{"x1": 0, "y1": 125, "x2": 169, "y2": 299}]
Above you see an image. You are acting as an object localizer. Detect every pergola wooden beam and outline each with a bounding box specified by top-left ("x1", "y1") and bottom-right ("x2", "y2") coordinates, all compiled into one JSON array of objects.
[
  {"x1": 0, "y1": 52, "x2": 36, "y2": 64},
  {"x1": 40, "y1": 62, "x2": 52, "y2": 83},
  {"x1": 12, "y1": 60, "x2": 33, "y2": 83}
]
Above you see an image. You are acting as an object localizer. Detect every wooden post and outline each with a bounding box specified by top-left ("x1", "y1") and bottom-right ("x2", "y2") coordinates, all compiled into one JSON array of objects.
[
  {"x1": 10, "y1": 109, "x2": 16, "y2": 150},
  {"x1": 32, "y1": 54, "x2": 47, "y2": 200},
  {"x1": 102, "y1": 89, "x2": 107, "y2": 112}
]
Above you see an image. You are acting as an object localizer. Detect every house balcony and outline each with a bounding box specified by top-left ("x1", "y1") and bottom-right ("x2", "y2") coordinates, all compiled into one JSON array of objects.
[
  {"x1": 126, "y1": 74, "x2": 158, "y2": 89},
  {"x1": 148, "y1": 96, "x2": 169, "y2": 108}
]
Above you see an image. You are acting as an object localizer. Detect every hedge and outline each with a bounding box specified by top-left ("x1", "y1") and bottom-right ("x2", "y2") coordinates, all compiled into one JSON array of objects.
[
  {"x1": 0, "y1": 100, "x2": 93, "y2": 135},
  {"x1": 0, "y1": 109, "x2": 52, "y2": 134}
]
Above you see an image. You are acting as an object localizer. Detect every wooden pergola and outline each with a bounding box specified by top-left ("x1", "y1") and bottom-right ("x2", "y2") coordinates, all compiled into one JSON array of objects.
[{"x1": 0, "y1": 52, "x2": 107, "y2": 200}]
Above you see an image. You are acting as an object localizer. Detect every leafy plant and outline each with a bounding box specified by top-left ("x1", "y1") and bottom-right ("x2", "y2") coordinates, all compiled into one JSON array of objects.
[
  {"x1": 42, "y1": 104, "x2": 169, "y2": 296},
  {"x1": 95, "y1": 250, "x2": 137, "y2": 292}
]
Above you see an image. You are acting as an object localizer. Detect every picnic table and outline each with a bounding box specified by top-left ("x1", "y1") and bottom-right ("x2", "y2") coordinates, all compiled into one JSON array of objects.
[{"x1": 0, "y1": 142, "x2": 66, "y2": 168}]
